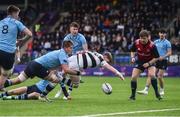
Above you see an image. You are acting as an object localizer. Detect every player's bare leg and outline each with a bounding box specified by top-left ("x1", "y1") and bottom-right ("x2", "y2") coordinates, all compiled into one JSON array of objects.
[{"x1": 157, "y1": 69, "x2": 165, "y2": 96}]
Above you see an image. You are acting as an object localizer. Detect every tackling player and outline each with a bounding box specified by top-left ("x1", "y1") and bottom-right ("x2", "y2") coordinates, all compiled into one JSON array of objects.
[
  {"x1": 43, "y1": 51, "x2": 124, "y2": 100},
  {"x1": 2, "y1": 41, "x2": 80, "y2": 89}
]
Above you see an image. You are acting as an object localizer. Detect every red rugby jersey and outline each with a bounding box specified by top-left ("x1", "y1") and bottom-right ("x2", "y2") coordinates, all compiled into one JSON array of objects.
[{"x1": 131, "y1": 39, "x2": 159, "y2": 62}]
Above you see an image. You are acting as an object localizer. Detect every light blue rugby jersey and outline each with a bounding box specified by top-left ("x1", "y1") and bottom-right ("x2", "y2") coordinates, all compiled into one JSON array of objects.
[
  {"x1": 35, "y1": 80, "x2": 50, "y2": 92},
  {"x1": 35, "y1": 49, "x2": 69, "y2": 69},
  {"x1": 154, "y1": 39, "x2": 171, "y2": 60},
  {"x1": 64, "y1": 33, "x2": 87, "y2": 54},
  {"x1": 0, "y1": 16, "x2": 26, "y2": 53}
]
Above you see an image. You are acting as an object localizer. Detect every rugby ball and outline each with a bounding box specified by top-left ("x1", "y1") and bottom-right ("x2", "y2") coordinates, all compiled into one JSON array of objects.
[{"x1": 102, "y1": 83, "x2": 112, "y2": 95}]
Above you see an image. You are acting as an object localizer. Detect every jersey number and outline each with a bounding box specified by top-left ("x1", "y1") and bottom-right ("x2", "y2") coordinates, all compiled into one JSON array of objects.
[{"x1": 2, "y1": 25, "x2": 8, "y2": 34}]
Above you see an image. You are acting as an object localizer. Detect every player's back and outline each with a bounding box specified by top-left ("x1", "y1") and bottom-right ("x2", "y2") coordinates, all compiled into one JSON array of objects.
[
  {"x1": 35, "y1": 49, "x2": 68, "y2": 69},
  {"x1": 0, "y1": 17, "x2": 25, "y2": 53},
  {"x1": 78, "y1": 51, "x2": 104, "y2": 69}
]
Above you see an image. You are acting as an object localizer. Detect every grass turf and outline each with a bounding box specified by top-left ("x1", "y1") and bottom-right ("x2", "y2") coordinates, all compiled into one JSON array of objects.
[{"x1": 0, "y1": 76, "x2": 180, "y2": 116}]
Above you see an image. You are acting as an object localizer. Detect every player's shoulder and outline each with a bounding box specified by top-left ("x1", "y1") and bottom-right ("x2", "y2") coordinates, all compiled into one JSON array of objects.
[
  {"x1": 78, "y1": 33, "x2": 85, "y2": 38},
  {"x1": 154, "y1": 39, "x2": 159, "y2": 43},
  {"x1": 64, "y1": 34, "x2": 71, "y2": 39},
  {"x1": 59, "y1": 49, "x2": 68, "y2": 55},
  {"x1": 164, "y1": 39, "x2": 171, "y2": 44}
]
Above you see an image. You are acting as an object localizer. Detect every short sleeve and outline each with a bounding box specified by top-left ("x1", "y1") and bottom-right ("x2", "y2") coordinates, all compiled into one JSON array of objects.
[
  {"x1": 59, "y1": 52, "x2": 68, "y2": 65},
  {"x1": 16, "y1": 20, "x2": 26, "y2": 32},
  {"x1": 80, "y1": 35, "x2": 87, "y2": 45},
  {"x1": 63, "y1": 34, "x2": 70, "y2": 41},
  {"x1": 166, "y1": 41, "x2": 172, "y2": 49}
]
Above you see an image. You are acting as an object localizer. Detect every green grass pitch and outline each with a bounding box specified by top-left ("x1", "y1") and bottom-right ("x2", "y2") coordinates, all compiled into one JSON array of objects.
[{"x1": 0, "y1": 76, "x2": 180, "y2": 116}]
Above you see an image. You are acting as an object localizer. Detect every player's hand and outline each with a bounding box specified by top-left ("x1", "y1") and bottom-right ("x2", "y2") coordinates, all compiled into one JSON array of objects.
[
  {"x1": 116, "y1": 72, "x2": 125, "y2": 80},
  {"x1": 159, "y1": 56, "x2": 164, "y2": 61},
  {"x1": 143, "y1": 63, "x2": 149, "y2": 68},
  {"x1": 131, "y1": 57, "x2": 135, "y2": 64}
]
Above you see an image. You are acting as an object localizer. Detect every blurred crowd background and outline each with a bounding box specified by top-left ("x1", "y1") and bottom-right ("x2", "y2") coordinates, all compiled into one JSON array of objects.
[{"x1": 0, "y1": 0, "x2": 179, "y2": 65}]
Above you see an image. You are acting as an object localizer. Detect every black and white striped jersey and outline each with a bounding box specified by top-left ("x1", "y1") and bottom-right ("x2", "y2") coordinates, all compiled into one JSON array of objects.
[{"x1": 77, "y1": 51, "x2": 107, "y2": 69}]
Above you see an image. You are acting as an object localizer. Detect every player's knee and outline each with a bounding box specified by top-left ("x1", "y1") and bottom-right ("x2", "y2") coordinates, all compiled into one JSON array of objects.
[
  {"x1": 18, "y1": 72, "x2": 28, "y2": 82},
  {"x1": 32, "y1": 92, "x2": 40, "y2": 97},
  {"x1": 149, "y1": 74, "x2": 156, "y2": 78},
  {"x1": 157, "y1": 73, "x2": 163, "y2": 78}
]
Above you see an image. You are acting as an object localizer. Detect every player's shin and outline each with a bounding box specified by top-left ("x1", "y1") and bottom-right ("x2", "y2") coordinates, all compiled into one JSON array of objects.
[
  {"x1": 130, "y1": 80, "x2": 137, "y2": 99},
  {"x1": 60, "y1": 82, "x2": 69, "y2": 97}
]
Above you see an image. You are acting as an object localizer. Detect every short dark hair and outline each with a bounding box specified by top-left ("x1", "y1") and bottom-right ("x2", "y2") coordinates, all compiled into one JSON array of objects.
[
  {"x1": 63, "y1": 40, "x2": 73, "y2": 48},
  {"x1": 69, "y1": 22, "x2": 80, "y2": 28},
  {"x1": 7, "y1": 5, "x2": 20, "y2": 15},
  {"x1": 159, "y1": 28, "x2": 167, "y2": 34},
  {"x1": 139, "y1": 30, "x2": 150, "y2": 37}
]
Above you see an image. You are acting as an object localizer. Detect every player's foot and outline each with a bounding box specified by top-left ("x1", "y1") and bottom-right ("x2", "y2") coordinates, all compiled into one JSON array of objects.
[
  {"x1": 54, "y1": 90, "x2": 62, "y2": 98},
  {"x1": 63, "y1": 96, "x2": 71, "y2": 100},
  {"x1": 80, "y1": 80, "x2": 84, "y2": 83},
  {"x1": 156, "y1": 95, "x2": 163, "y2": 100},
  {"x1": 137, "y1": 90, "x2": 148, "y2": 95},
  {"x1": 159, "y1": 89, "x2": 164, "y2": 96},
  {"x1": 38, "y1": 96, "x2": 52, "y2": 102},
  {"x1": 129, "y1": 96, "x2": 136, "y2": 101},
  {"x1": 2, "y1": 96, "x2": 14, "y2": 100},
  {"x1": 155, "y1": 92, "x2": 163, "y2": 100}
]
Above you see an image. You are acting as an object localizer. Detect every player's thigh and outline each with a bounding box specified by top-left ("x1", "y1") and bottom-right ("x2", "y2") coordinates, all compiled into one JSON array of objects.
[
  {"x1": 148, "y1": 66, "x2": 156, "y2": 77},
  {"x1": 131, "y1": 68, "x2": 142, "y2": 80},
  {"x1": 27, "y1": 85, "x2": 42, "y2": 94},
  {"x1": 24, "y1": 61, "x2": 49, "y2": 79},
  {"x1": 70, "y1": 75, "x2": 80, "y2": 82},
  {"x1": 0, "y1": 50, "x2": 15, "y2": 70},
  {"x1": 157, "y1": 69, "x2": 165, "y2": 78}
]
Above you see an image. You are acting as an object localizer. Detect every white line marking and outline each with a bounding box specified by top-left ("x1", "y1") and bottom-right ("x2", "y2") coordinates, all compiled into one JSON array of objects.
[{"x1": 81, "y1": 108, "x2": 180, "y2": 117}]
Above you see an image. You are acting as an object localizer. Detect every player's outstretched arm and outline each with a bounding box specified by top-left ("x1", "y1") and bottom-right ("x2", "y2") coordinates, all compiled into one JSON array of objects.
[{"x1": 103, "y1": 63, "x2": 125, "y2": 80}]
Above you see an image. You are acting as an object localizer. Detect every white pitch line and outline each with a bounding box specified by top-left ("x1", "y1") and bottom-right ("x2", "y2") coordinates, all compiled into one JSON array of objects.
[{"x1": 81, "y1": 108, "x2": 180, "y2": 117}]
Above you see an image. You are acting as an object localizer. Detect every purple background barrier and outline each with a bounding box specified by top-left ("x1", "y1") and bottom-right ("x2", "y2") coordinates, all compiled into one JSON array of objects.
[{"x1": 14, "y1": 64, "x2": 180, "y2": 77}]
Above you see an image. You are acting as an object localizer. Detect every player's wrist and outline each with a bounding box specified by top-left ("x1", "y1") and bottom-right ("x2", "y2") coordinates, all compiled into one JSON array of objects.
[{"x1": 148, "y1": 62, "x2": 151, "y2": 66}]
